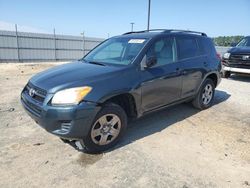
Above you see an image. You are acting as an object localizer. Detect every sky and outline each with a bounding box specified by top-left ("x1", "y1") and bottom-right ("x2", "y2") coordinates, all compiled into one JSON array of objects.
[{"x1": 0, "y1": 0, "x2": 249, "y2": 38}]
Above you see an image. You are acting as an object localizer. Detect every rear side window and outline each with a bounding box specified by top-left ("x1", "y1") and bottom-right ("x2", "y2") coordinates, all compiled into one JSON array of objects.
[{"x1": 176, "y1": 37, "x2": 199, "y2": 60}]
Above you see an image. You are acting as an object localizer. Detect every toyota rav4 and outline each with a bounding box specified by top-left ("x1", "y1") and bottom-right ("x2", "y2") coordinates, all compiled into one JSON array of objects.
[{"x1": 21, "y1": 29, "x2": 221, "y2": 153}]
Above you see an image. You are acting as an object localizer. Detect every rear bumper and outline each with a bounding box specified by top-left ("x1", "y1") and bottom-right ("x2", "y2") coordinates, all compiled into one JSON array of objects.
[
  {"x1": 21, "y1": 91, "x2": 101, "y2": 140},
  {"x1": 223, "y1": 66, "x2": 250, "y2": 74}
]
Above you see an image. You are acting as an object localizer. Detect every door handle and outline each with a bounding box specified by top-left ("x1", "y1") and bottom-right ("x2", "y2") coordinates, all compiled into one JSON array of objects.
[
  {"x1": 175, "y1": 68, "x2": 181, "y2": 73},
  {"x1": 203, "y1": 62, "x2": 208, "y2": 66}
]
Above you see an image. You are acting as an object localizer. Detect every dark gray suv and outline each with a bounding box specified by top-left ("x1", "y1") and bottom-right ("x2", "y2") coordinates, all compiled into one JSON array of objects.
[{"x1": 21, "y1": 29, "x2": 221, "y2": 153}]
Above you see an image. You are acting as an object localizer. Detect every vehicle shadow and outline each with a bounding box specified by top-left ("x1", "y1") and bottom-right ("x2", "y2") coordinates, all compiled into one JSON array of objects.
[
  {"x1": 228, "y1": 74, "x2": 250, "y2": 82},
  {"x1": 113, "y1": 90, "x2": 231, "y2": 151}
]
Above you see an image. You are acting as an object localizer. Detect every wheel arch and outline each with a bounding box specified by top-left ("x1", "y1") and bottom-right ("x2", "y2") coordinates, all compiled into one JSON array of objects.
[
  {"x1": 195, "y1": 71, "x2": 220, "y2": 95},
  {"x1": 206, "y1": 72, "x2": 219, "y2": 87},
  {"x1": 99, "y1": 91, "x2": 140, "y2": 119}
]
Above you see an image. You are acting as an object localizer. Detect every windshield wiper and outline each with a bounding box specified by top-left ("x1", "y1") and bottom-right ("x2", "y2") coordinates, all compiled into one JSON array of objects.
[
  {"x1": 80, "y1": 59, "x2": 106, "y2": 66},
  {"x1": 88, "y1": 61, "x2": 106, "y2": 66}
]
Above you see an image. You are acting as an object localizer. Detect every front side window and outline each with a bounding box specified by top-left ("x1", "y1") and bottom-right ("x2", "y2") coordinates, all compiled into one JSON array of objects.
[
  {"x1": 237, "y1": 37, "x2": 250, "y2": 47},
  {"x1": 146, "y1": 37, "x2": 176, "y2": 66},
  {"x1": 84, "y1": 38, "x2": 148, "y2": 65},
  {"x1": 177, "y1": 37, "x2": 199, "y2": 60}
]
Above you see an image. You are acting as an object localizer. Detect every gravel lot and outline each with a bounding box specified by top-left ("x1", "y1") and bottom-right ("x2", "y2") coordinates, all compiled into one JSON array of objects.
[{"x1": 0, "y1": 62, "x2": 249, "y2": 188}]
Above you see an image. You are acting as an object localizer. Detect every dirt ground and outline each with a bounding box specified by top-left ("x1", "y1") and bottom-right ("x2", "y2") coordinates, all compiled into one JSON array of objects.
[{"x1": 0, "y1": 62, "x2": 249, "y2": 188}]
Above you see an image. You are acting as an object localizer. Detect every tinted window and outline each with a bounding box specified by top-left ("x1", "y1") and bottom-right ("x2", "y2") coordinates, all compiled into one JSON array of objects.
[
  {"x1": 177, "y1": 37, "x2": 199, "y2": 59},
  {"x1": 146, "y1": 37, "x2": 176, "y2": 66},
  {"x1": 197, "y1": 38, "x2": 206, "y2": 55},
  {"x1": 198, "y1": 38, "x2": 217, "y2": 57}
]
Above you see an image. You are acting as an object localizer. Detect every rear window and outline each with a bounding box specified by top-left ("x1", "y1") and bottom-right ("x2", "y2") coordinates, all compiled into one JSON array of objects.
[{"x1": 176, "y1": 37, "x2": 199, "y2": 60}]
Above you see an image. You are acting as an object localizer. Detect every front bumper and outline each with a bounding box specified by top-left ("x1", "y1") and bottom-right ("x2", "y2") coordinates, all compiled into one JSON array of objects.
[
  {"x1": 21, "y1": 90, "x2": 101, "y2": 140},
  {"x1": 223, "y1": 66, "x2": 250, "y2": 74}
]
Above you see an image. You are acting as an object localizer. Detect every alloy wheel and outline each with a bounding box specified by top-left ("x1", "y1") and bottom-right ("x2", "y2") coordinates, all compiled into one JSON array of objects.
[
  {"x1": 202, "y1": 84, "x2": 213, "y2": 105},
  {"x1": 91, "y1": 114, "x2": 121, "y2": 145}
]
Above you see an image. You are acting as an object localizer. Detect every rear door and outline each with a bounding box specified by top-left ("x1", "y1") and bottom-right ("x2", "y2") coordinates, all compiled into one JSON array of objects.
[
  {"x1": 176, "y1": 36, "x2": 207, "y2": 98},
  {"x1": 140, "y1": 36, "x2": 182, "y2": 112}
]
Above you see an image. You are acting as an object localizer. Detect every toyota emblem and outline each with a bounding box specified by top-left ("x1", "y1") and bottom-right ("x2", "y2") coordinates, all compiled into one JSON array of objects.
[
  {"x1": 242, "y1": 55, "x2": 250, "y2": 61},
  {"x1": 29, "y1": 88, "x2": 36, "y2": 97}
]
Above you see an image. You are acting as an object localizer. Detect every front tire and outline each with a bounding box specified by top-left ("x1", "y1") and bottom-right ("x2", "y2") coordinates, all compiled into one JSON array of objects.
[
  {"x1": 81, "y1": 103, "x2": 127, "y2": 153},
  {"x1": 192, "y1": 78, "x2": 215, "y2": 110}
]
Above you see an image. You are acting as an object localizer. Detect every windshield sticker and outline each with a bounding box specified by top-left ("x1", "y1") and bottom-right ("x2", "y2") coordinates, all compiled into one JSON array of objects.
[{"x1": 128, "y1": 39, "x2": 145, "y2": 44}]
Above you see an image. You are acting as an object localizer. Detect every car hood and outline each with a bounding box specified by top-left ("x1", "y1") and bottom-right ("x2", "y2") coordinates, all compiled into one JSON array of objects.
[
  {"x1": 228, "y1": 46, "x2": 250, "y2": 54},
  {"x1": 30, "y1": 61, "x2": 124, "y2": 93}
]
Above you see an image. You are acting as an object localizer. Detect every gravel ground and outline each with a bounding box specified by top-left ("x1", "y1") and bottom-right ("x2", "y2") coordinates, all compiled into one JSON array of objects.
[{"x1": 0, "y1": 62, "x2": 249, "y2": 188}]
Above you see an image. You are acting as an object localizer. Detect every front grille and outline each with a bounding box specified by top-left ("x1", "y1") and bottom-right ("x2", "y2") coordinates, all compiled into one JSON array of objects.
[
  {"x1": 21, "y1": 95, "x2": 42, "y2": 116},
  {"x1": 24, "y1": 83, "x2": 47, "y2": 103},
  {"x1": 21, "y1": 83, "x2": 47, "y2": 117},
  {"x1": 228, "y1": 54, "x2": 250, "y2": 69}
]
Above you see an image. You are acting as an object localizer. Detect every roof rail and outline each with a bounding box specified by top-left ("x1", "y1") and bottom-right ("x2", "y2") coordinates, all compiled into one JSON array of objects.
[
  {"x1": 123, "y1": 29, "x2": 207, "y2": 37},
  {"x1": 123, "y1": 31, "x2": 145, "y2": 35},
  {"x1": 123, "y1": 29, "x2": 167, "y2": 35},
  {"x1": 163, "y1": 29, "x2": 207, "y2": 36}
]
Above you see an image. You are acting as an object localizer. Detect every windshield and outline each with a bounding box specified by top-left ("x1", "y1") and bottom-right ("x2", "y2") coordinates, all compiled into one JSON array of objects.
[
  {"x1": 84, "y1": 37, "x2": 148, "y2": 65},
  {"x1": 237, "y1": 37, "x2": 250, "y2": 47}
]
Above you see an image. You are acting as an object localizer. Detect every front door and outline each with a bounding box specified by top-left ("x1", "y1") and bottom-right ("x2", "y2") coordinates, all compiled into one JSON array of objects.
[{"x1": 140, "y1": 37, "x2": 182, "y2": 112}]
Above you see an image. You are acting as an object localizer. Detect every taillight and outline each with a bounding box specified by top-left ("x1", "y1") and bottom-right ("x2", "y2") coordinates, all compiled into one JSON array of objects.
[{"x1": 216, "y1": 53, "x2": 221, "y2": 60}]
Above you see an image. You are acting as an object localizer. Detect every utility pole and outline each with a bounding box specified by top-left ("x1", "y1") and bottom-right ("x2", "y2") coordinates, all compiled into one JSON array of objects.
[
  {"x1": 53, "y1": 28, "x2": 57, "y2": 61},
  {"x1": 80, "y1": 31, "x2": 85, "y2": 56},
  {"x1": 15, "y1": 24, "x2": 20, "y2": 62},
  {"x1": 147, "y1": 0, "x2": 151, "y2": 31},
  {"x1": 130, "y1": 22, "x2": 135, "y2": 32}
]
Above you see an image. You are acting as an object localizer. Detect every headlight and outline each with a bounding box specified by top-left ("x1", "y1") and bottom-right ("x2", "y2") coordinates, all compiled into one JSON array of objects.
[
  {"x1": 51, "y1": 87, "x2": 92, "y2": 105},
  {"x1": 223, "y1": 52, "x2": 230, "y2": 59}
]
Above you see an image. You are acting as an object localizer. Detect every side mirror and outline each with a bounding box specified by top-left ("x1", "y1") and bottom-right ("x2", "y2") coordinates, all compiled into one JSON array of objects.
[
  {"x1": 145, "y1": 56, "x2": 157, "y2": 68},
  {"x1": 230, "y1": 42, "x2": 237, "y2": 47}
]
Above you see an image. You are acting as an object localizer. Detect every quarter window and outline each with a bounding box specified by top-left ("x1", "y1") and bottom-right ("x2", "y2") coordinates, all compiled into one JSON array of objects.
[
  {"x1": 177, "y1": 37, "x2": 199, "y2": 60},
  {"x1": 198, "y1": 38, "x2": 217, "y2": 57}
]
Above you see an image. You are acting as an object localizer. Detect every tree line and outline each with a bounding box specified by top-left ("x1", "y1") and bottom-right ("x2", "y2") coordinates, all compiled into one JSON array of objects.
[{"x1": 212, "y1": 36, "x2": 244, "y2": 47}]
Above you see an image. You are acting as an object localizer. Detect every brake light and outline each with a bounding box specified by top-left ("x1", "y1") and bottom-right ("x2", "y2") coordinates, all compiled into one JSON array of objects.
[{"x1": 216, "y1": 53, "x2": 221, "y2": 60}]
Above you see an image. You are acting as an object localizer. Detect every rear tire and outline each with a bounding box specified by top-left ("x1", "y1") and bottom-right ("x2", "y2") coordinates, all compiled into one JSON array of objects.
[
  {"x1": 192, "y1": 78, "x2": 215, "y2": 110},
  {"x1": 81, "y1": 103, "x2": 127, "y2": 153},
  {"x1": 222, "y1": 71, "x2": 231, "y2": 78}
]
